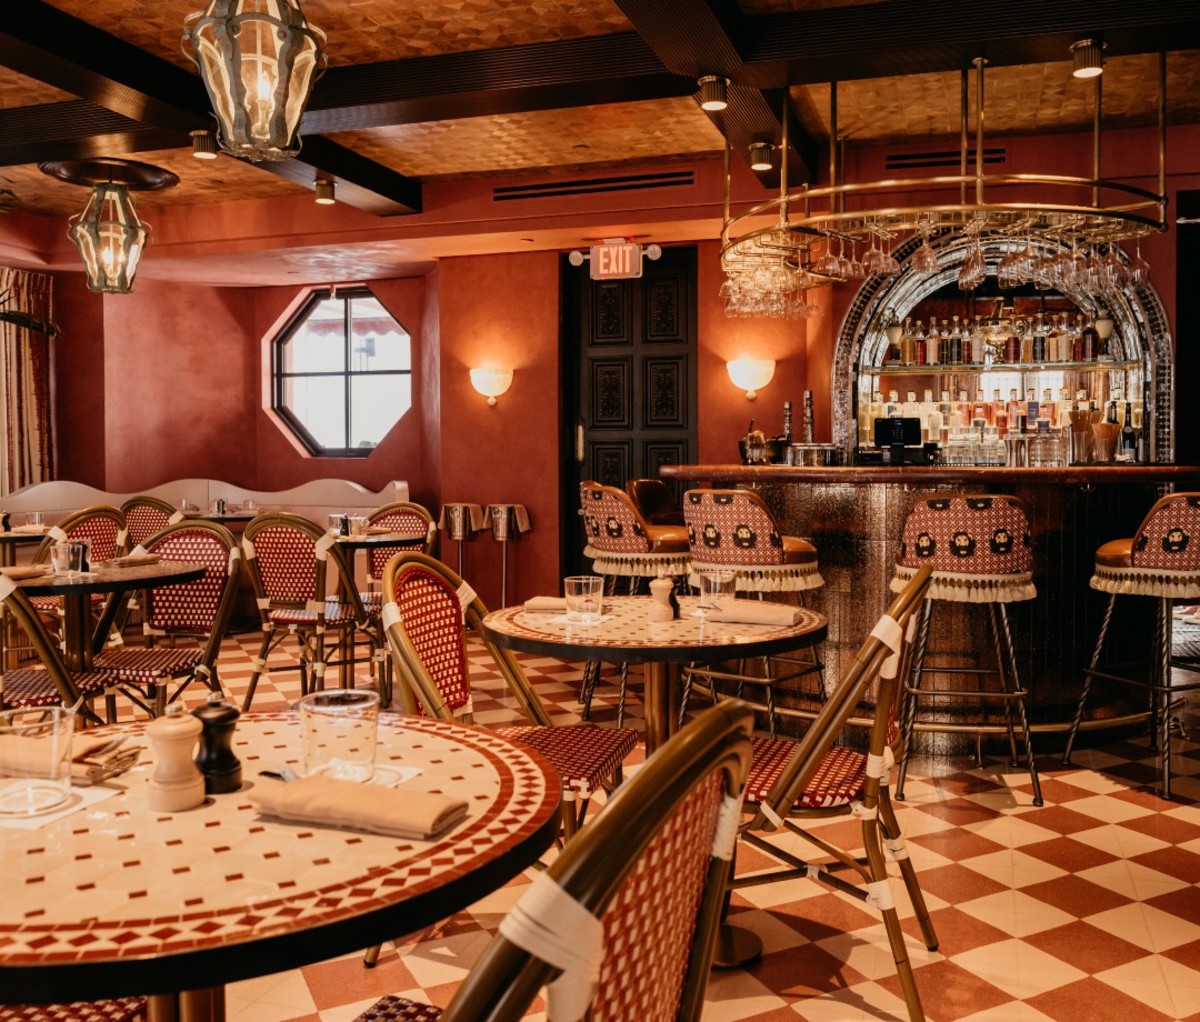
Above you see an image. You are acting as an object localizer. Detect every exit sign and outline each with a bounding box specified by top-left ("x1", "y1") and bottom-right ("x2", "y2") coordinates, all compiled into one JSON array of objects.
[{"x1": 590, "y1": 241, "x2": 643, "y2": 279}]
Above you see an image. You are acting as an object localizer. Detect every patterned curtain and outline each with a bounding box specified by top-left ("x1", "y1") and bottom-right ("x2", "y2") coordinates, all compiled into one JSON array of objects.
[{"x1": 0, "y1": 267, "x2": 55, "y2": 495}]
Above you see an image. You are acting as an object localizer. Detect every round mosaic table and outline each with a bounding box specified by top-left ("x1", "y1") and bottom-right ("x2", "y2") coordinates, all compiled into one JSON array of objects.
[
  {"x1": 483, "y1": 595, "x2": 827, "y2": 754},
  {"x1": 0, "y1": 712, "x2": 561, "y2": 1018}
]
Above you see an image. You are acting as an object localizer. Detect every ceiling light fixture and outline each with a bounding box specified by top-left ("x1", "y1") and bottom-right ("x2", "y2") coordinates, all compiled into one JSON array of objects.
[
  {"x1": 183, "y1": 0, "x2": 326, "y2": 162},
  {"x1": 749, "y1": 142, "x2": 774, "y2": 171},
  {"x1": 314, "y1": 178, "x2": 335, "y2": 205},
  {"x1": 698, "y1": 75, "x2": 728, "y2": 111},
  {"x1": 189, "y1": 129, "x2": 218, "y2": 160},
  {"x1": 1071, "y1": 38, "x2": 1106, "y2": 79},
  {"x1": 719, "y1": 54, "x2": 1167, "y2": 318},
  {"x1": 38, "y1": 158, "x2": 179, "y2": 295}
]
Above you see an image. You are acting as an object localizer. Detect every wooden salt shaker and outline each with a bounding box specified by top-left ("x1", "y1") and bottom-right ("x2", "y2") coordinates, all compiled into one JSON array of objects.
[
  {"x1": 648, "y1": 577, "x2": 679, "y2": 621},
  {"x1": 146, "y1": 703, "x2": 206, "y2": 812}
]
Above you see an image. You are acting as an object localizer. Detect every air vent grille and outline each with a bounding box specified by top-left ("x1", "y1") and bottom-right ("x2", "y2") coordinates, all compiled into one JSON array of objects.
[
  {"x1": 885, "y1": 147, "x2": 1007, "y2": 171},
  {"x1": 493, "y1": 169, "x2": 694, "y2": 202}
]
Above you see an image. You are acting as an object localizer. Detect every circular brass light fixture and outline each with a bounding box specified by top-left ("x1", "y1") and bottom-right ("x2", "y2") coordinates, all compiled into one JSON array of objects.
[
  {"x1": 314, "y1": 177, "x2": 335, "y2": 205},
  {"x1": 749, "y1": 142, "x2": 774, "y2": 171},
  {"x1": 698, "y1": 75, "x2": 728, "y2": 111},
  {"x1": 39, "y1": 158, "x2": 179, "y2": 295},
  {"x1": 1071, "y1": 38, "x2": 1106, "y2": 79},
  {"x1": 190, "y1": 129, "x2": 218, "y2": 160}
]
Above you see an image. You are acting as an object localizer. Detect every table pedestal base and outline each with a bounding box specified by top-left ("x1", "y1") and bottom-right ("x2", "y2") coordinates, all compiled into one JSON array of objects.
[
  {"x1": 712, "y1": 923, "x2": 763, "y2": 969},
  {"x1": 148, "y1": 986, "x2": 225, "y2": 1022}
]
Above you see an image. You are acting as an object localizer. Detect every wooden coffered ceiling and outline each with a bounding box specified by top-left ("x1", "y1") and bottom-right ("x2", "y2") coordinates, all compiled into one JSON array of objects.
[{"x1": 1, "y1": 1, "x2": 1198, "y2": 233}]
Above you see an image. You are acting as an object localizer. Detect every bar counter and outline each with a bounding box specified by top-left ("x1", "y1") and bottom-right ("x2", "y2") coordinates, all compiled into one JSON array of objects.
[{"x1": 661, "y1": 462, "x2": 1200, "y2": 749}]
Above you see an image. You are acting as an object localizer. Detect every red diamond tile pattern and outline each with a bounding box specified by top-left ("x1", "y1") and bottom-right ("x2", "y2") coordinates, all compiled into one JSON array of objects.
[{"x1": 57, "y1": 626, "x2": 1200, "y2": 1021}]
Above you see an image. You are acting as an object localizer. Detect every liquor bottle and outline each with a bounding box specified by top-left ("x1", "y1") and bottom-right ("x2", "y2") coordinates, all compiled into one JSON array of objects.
[
  {"x1": 913, "y1": 318, "x2": 926, "y2": 365},
  {"x1": 1006, "y1": 388, "x2": 1023, "y2": 432},
  {"x1": 1032, "y1": 315, "x2": 1047, "y2": 363},
  {"x1": 1025, "y1": 388, "x2": 1040, "y2": 428},
  {"x1": 992, "y1": 388, "x2": 1008, "y2": 436},
  {"x1": 924, "y1": 320, "x2": 940, "y2": 365},
  {"x1": 1042, "y1": 388, "x2": 1056, "y2": 428},
  {"x1": 782, "y1": 400, "x2": 794, "y2": 444},
  {"x1": 903, "y1": 390, "x2": 919, "y2": 418},
  {"x1": 1120, "y1": 401, "x2": 1138, "y2": 460},
  {"x1": 947, "y1": 315, "x2": 963, "y2": 365},
  {"x1": 973, "y1": 388, "x2": 990, "y2": 425},
  {"x1": 1071, "y1": 313, "x2": 1086, "y2": 362},
  {"x1": 1045, "y1": 315, "x2": 1062, "y2": 362},
  {"x1": 1105, "y1": 391, "x2": 1120, "y2": 426},
  {"x1": 899, "y1": 318, "x2": 916, "y2": 366},
  {"x1": 921, "y1": 389, "x2": 935, "y2": 441},
  {"x1": 1003, "y1": 329, "x2": 1020, "y2": 364},
  {"x1": 886, "y1": 390, "x2": 901, "y2": 417},
  {"x1": 947, "y1": 391, "x2": 966, "y2": 430},
  {"x1": 1079, "y1": 316, "x2": 1099, "y2": 362}
]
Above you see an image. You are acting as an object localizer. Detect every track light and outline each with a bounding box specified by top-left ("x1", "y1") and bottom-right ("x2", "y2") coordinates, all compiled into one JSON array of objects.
[
  {"x1": 314, "y1": 178, "x2": 335, "y2": 205},
  {"x1": 698, "y1": 75, "x2": 728, "y2": 112},
  {"x1": 1071, "y1": 38, "x2": 1105, "y2": 78},
  {"x1": 190, "y1": 129, "x2": 218, "y2": 160},
  {"x1": 749, "y1": 142, "x2": 774, "y2": 171}
]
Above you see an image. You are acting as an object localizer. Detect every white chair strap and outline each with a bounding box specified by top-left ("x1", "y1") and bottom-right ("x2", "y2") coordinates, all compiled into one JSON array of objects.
[
  {"x1": 870, "y1": 614, "x2": 903, "y2": 679},
  {"x1": 498, "y1": 871, "x2": 603, "y2": 1022},
  {"x1": 381, "y1": 602, "x2": 401, "y2": 630},
  {"x1": 712, "y1": 793, "x2": 743, "y2": 861}
]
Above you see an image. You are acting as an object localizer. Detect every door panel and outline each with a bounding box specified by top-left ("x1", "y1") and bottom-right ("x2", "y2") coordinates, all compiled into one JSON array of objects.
[{"x1": 560, "y1": 246, "x2": 698, "y2": 576}]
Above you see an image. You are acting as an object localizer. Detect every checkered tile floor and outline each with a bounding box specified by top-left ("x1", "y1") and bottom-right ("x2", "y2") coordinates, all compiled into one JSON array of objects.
[{"x1": 171, "y1": 624, "x2": 1200, "y2": 1021}]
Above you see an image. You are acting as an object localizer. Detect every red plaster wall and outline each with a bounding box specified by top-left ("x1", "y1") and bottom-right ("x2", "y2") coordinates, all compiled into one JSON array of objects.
[
  {"x1": 52, "y1": 273, "x2": 107, "y2": 486},
  {"x1": 433, "y1": 252, "x2": 561, "y2": 608}
]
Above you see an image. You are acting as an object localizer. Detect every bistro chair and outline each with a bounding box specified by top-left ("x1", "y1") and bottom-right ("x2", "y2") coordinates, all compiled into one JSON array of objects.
[
  {"x1": 354, "y1": 699, "x2": 754, "y2": 1022},
  {"x1": 734, "y1": 565, "x2": 936, "y2": 1022},
  {"x1": 577, "y1": 480, "x2": 691, "y2": 724},
  {"x1": 0, "y1": 579, "x2": 108, "y2": 724},
  {"x1": 891, "y1": 494, "x2": 1042, "y2": 807},
  {"x1": 29, "y1": 505, "x2": 129, "y2": 640},
  {"x1": 626, "y1": 477, "x2": 685, "y2": 526},
  {"x1": 239, "y1": 512, "x2": 371, "y2": 711},
  {"x1": 1064, "y1": 492, "x2": 1200, "y2": 798},
  {"x1": 0, "y1": 999, "x2": 145, "y2": 1021},
  {"x1": 119, "y1": 495, "x2": 183, "y2": 548},
  {"x1": 90, "y1": 520, "x2": 241, "y2": 718},
  {"x1": 680, "y1": 487, "x2": 825, "y2": 736}
]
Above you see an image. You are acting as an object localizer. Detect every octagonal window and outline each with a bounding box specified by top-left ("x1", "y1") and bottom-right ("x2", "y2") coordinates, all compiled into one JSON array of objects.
[{"x1": 272, "y1": 288, "x2": 411, "y2": 456}]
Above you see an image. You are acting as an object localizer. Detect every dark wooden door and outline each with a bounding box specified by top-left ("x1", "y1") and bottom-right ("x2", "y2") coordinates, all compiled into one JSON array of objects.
[{"x1": 560, "y1": 245, "x2": 698, "y2": 576}]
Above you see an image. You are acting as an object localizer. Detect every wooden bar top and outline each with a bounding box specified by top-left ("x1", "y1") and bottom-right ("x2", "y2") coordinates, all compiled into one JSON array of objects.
[{"x1": 661, "y1": 464, "x2": 1200, "y2": 486}]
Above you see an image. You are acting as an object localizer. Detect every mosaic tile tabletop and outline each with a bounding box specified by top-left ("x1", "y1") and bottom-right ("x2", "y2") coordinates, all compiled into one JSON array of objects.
[{"x1": 0, "y1": 713, "x2": 560, "y2": 1003}]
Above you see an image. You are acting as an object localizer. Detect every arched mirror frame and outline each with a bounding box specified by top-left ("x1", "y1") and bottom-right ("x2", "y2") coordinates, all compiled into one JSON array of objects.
[{"x1": 830, "y1": 233, "x2": 1174, "y2": 463}]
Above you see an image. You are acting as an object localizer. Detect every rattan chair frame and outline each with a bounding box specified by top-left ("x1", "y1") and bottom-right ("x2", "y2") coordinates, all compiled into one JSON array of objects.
[
  {"x1": 357, "y1": 700, "x2": 755, "y2": 1022},
  {"x1": 93, "y1": 519, "x2": 241, "y2": 717},
  {"x1": 239, "y1": 511, "x2": 367, "y2": 711},
  {"x1": 733, "y1": 565, "x2": 935, "y2": 1022},
  {"x1": 119, "y1": 495, "x2": 183, "y2": 549}
]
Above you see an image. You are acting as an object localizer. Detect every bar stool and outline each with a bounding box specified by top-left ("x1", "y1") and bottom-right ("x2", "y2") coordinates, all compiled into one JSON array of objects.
[
  {"x1": 1064, "y1": 492, "x2": 1200, "y2": 799},
  {"x1": 578, "y1": 481, "x2": 690, "y2": 723},
  {"x1": 892, "y1": 493, "x2": 1043, "y2": 806},
  {"x1": 626, "y1": 477, "x2": 685, "y2": 526},
  {"x1": 680, "y1": 487, "x2": 825, "y2": 735}
]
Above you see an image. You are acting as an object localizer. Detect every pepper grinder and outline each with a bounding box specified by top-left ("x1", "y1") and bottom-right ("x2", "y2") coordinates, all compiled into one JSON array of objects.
[
  {"x1": 146, "y1": 704, "x2": 206, "y2": 812},
  {"x1": 648, "y1": 577, "x2": 680, "y2": 622},
  {"x1": 192, "y1": 692, "x2": 243, "y2": 794}
]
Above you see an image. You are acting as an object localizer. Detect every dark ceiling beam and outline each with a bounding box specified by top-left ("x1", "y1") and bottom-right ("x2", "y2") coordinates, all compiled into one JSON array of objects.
[
  {"x1": 0, "y1": 0, "x2": 421, "y2": 216},
  {"x1": 302, "y1": 33, "x2": 693, "y2": 132},
  {"x1": 613, "y1": 0, "x2": 817, "y2": 187},
  {"x1": 737, "y1": 0, "x2": 1200, "y2": 86},
  {"x1": 0, "y1": 101, "x2": 189, "y2": 166}
]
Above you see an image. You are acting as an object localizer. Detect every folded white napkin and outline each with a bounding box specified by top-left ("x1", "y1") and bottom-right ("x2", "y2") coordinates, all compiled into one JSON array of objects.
[
  {"x1": 0, "y1": 564, "x2": 51, "y2": 580},
  {"x1": 249, "y1": 775, "x2": 469, "y2": 840},
  {"x1": 704, "y1": 600, "x2": 802, "y2": 626},
  {"x1": 523, "y1": 596, "x2": 567, "y2": 614},
  {"x1": 11, "y1": 524, "x2": 48, "y2": 534},
  {"x1": 105, "y1": 553, "x2": 162, "y2": 568}
]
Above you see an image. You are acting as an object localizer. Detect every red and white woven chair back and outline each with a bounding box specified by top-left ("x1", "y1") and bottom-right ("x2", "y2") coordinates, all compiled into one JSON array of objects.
[
  {"x1": 367, "y1": 505, "x2": 434, "y2": 579},
  {"x1": 1130, "y1": 493, "x2": 1200, "y2": 572},
  {"x1": 49, "y1": 509, "x2": 127, "y2": 564},
  {"x1": 590, "y1": 771, "x2": 725, "y2": 1019},
  {"x1": 123, "y1": 501, "x2": 177, "y2": 547},
  {"x1": 682, "y1": 488, "x2": 785, "y2": 566},
  {"x1": 249, "y1": 525, "x2": 320, "y2": 603},
  {"x1": 893, "y1": 494, "x2": 1035, "y2": 603},
  {"x1": 390, "y1": 563, "x2": 472, "y2": 713},
  {"x1": 580, "y1": 482, "x2": 654, "y2": 554},
  {"x1": 144, "y1": 527, "x2": 235, "y2": 632}
]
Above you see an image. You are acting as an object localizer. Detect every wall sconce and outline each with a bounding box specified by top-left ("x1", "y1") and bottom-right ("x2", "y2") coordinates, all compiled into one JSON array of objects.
[
  {"x1": 470, "y1": 367, "x2": 513, "y2": 406},
  {"x1": 749, "y1": 142, "x2": 774, "y2": 171},
  {"x1": 1070, "y1": 38, "x2": 1105, "y2": 78},
  {"x1": 726, "y1": 358, "x2": 775, "y2": 400},
  {"x1": 39, "y1": 157, "x2": 179, "y2": 295},
  {"x1": 314, "y1": 177, "x2": 335, "y2": 205},
  {"x1": 698, "y1": 75, "x2": 728, "y2": 111},
  {"x1": 183, "y1": 0, "x2": 326, "y2": 162},
  {"x1": 190, "y1": 129, "x2": 218, "y2": 160}
]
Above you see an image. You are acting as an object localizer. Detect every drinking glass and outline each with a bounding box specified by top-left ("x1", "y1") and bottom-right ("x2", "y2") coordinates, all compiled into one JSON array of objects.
[
  {"x1": 51, "y1": 540, "x2": 86, "y2": 577},
  {"x1": 697, "y1": 569, "x2": 737, "y2": 615},
  {"x1": 25, "y1": 511, "x2": 43, "y2": 528},
  {"x1": 0, "y1": 706, "x2": 75, "y2": 816},
  {"x1": 563, "y1": 575, "x2": 603, "y2": 624},
  {"x1": 348, "y1": 515, "x2": 369, "y2": 537},
  {"x1": 327, "y1": 513, "x2": 346, "y2": 536},
  {"x1": 298, "y1": 690, "x2": 380, "y2": 782}
]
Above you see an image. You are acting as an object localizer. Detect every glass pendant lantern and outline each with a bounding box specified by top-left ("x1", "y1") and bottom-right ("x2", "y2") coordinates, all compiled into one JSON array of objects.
[{"x1": 67, "y1": 183, "x2": 149, "y2": 295}]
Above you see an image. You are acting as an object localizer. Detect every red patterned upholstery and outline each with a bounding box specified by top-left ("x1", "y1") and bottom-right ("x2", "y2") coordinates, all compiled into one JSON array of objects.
[
  {"x1": 366, "y1": 502, "x2": 435, "y2": 580},
  {"x1": 249, "y1": 525, "x2": 322, "y2": 602},
  {"x1": 892, "y1": 493, "x2": 1035, "y2": 603},
  {"x1": 745, "y1": 739, "x2": 868, "y2": 808},
  {"x1": 391, "y1": 566, "x2": 472, "y2": 713},
  {"x1": 142, "y1": 528, "x2": 232, "y2": 632},
  {"x1": 353, "y1": 1000, "x2": 442, "y2": 1022},
  {"x1": 0, "y1": 998, "x2": 145, "y2": 1022},
  {"x1": 496, "y1": 723, "x2": 637, "y2": 798},
  {"x1": 1091, "y1": 492, "x2": 1200, "y2": 597},
  {"x1": 269, "y1": 601, "x2": 359, "y2": 627},
  {"x1": 581, "y1": 481, "x2": 684, "y2": 555},
  {"x1": 91, "y1": 647, "x2": 203, "y2": 682},
  {"x1": 120, "y1": 496, "x2": 179, "y2": 548},
  {"x1": 683, "y1": 488, "x2": 822, "y2": 592},
  {"x1": 0, "y1": 668, "x2": 110, "y2": 708}
]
